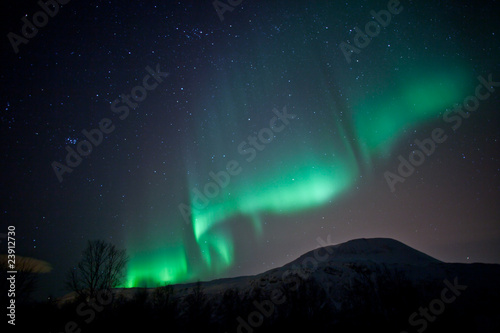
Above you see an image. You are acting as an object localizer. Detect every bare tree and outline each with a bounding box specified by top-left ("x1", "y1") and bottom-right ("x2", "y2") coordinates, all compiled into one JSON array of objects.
[
  {"x1": 66, "y1": 240, "x2": 128, "y2": 299},
  {"x1": 184, "y1": 281, "x2": 210, "y2": 326}
]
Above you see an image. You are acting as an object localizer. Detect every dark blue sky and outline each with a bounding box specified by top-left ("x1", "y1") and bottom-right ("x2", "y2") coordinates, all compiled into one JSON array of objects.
[{"x1": 1, "y1": 0, "x2": 499, "y2": 298}]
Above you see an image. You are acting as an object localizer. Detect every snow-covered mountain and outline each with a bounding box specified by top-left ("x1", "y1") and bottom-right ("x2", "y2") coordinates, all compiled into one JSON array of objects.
[{"x1": 189, "y1": 237, "x2": 499, "y2": 332}]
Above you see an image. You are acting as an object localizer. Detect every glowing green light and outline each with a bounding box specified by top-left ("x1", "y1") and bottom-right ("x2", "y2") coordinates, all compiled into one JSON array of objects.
[
  {"x1": 125, "y1": 59, "x2": 474, "y2": 287},
  {"x1": 189, "y1": 153, "x2": 359, "y2": 272},
  {"x1": 126, "y1": 242, "x2": 188, "y2": 288},
  {"x1": 353, "y1": 66, "x2": 471, "y2": 155}
]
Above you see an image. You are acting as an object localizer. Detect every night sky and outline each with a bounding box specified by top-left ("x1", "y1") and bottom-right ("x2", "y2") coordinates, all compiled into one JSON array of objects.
[{"x1": 1, "y1": 0, "x2": 499, "y2": 298}]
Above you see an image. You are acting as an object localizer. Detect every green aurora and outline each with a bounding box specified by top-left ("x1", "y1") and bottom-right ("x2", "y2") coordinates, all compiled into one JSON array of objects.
[
  {"x1": 124, "y1": 61, "x2": 473, "y2": 287},
  {"x1": 125, "y1": 3, "x2": 474, "y2": 287}
]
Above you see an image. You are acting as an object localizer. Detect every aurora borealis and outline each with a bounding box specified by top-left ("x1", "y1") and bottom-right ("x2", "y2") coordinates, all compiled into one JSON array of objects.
[
  {"x1": 2, "y1": 0, "x2": 499, "y2": 297},
  {"x1": 124, "y1": 60, "x2": 473, "y2": 287}
]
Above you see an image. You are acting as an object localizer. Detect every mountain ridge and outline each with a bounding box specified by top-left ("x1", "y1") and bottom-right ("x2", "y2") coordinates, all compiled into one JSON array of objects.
[{"x1": 287, "y1": 237, "x2": 442, "y2": 267}]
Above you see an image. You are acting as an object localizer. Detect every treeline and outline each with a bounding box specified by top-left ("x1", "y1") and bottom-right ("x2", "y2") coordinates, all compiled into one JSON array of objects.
[
  {"x1": 7, "y1": 239, "x2": 500, "y2": 332},
  {"x1": 13, "y1": 273, "x2": 490, "y2": 333}
]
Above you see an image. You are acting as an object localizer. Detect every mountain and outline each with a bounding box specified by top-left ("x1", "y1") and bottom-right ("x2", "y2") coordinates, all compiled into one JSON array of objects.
[
  {"x1": 243, "y1": 238, "x2": 499, "y2": 330},
  {"x1": 289, "y1": 237, "x2": 442, "y2": 265},
  {"x1": 49, "y1": 238, "x2": 500, "y2": 333}
]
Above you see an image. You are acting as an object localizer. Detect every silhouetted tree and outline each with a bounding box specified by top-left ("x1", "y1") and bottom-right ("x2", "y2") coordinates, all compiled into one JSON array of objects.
[
  {"x1": 152, "y1": 284, "x2": 174, "y2": 309},
  {"x1": 66, "y1": 240, "x2": 128, "y2": 299},
  {"x1": 219, "y1": 287, "x2": 240, "y2": 327},
  {"x1": 183, "y1": 281, "x2": 211, "y2": 329}
]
